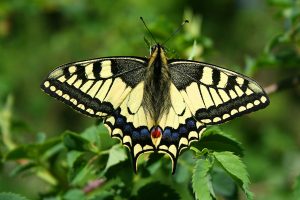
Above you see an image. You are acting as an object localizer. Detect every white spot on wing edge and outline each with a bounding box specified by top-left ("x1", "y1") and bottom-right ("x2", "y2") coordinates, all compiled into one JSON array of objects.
[
  {"x1": 56, "y1": 90, "x2": 63, "y2": 96},
  {"x1": 133, "y1": 144, "x2": 143, "y2": 157},
  {"x1": 246, "y1": 103, "x2": 253, "y2": 109},
  {"x1": 230, "y1": 109, "x2": 238, "y2": 115},
  {"x1": 50, "y1": 86, "x2": 56, "y2": 91},
  {"x1": 223, "y1": 113, "x2": 230, "y2": 120},
  {"x1": 123, "y1": 135, "x2": 132, "y2": 146},
  {"x1": 261, "y1": 96, "x2": 267, "y2": 103},
  {"x1": 86, "y1": 108, "x2": 94, "y2": 115},
  {"x1": 179, "y1": 137, "x2": 188, "y2": 148},
  {"x1": 238, "y1": 106, "x2": 246, "y2": 112},
  {"x1": 112, "y1": 128, "x2": 123, "y2": 137},
  {"x1": 44, "y1": 81, "x2": 50, "y2": 88},
  {"x1": 188, "y1": 131, "x2": 198, "y2": 140},
  {"x1": 106, "y1": 117, "x2": 115, "y2": 125},
  {"x1": 168, "y1": 145, "x2": 177, "y2": 157},
  {"x1": 213, "y1": 117, "x2": 221, "y2": 123},
  {"x1": 254, "y1": 100, "x2": 260, "y2": 106},
  {"x1": 63, "y1": 94, "x2": 70, "y2": 100}
]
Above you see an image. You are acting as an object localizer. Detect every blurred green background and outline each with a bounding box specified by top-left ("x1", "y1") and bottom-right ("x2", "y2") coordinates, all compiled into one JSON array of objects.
[{"x1": 0, "y1": 0, "x2": 300, "y2": 199}]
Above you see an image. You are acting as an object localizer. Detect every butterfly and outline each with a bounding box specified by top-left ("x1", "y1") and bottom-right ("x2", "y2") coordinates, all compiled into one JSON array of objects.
[{"x1": 41, "y1": 43, "x2": 269, "y2": 174}]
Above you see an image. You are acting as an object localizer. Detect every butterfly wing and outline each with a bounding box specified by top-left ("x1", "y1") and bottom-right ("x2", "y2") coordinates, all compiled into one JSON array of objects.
[
  {"x1": 41, "y1": 57, "x2": 147, "y2": 117},
  {"x1": 41, "y1": 57, "x2": 157, "y2": 171},
  {"x1": 157, "y1": 60, "x2": 269, "y2": 173},
  {"x1": 169, "y1": 60, "x2": 269, "y2": 122}
]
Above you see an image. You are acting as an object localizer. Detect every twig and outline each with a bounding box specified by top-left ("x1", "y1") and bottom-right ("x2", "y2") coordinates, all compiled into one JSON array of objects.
[
  {"x1": 83, "y1": 179, "x2": 106, "y2": 193},
  {"x1": 264, "y1": 75, "x2": 300, "y2": 95}
]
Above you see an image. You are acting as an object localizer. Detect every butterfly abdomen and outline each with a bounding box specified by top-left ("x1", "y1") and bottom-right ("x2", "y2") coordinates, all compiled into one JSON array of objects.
[{"x1": 143, "y1": 45, "x2": 171, "y2": 122}]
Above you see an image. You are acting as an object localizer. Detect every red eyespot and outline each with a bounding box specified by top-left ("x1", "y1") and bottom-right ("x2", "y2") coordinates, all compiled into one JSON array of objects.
[{"x1": 151, "y1": 127, "x2": 162, "y2": 138}]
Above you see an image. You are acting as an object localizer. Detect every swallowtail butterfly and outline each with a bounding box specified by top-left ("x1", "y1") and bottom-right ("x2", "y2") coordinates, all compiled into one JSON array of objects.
[{"x1": 41, "y1": 41, "x2": 269, "y2": 174}]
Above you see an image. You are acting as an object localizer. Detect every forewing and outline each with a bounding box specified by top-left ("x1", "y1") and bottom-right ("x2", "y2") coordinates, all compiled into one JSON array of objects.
[
  {"x1": 41, "y1": 57, "x2": 147, "y2": 117},
  {"x1": 169, "y1": 60, "x2": 270, "y2": 125}
]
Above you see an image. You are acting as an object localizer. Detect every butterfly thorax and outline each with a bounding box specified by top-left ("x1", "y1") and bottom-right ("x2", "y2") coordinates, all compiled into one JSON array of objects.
[{"x1": 143, "y1": 44, "x2": 171, "y2": 123}]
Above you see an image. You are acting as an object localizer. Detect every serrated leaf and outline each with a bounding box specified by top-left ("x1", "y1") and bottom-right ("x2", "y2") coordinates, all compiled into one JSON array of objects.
[
  {"x1": 63, "y1": 131, "x2": 91, "y2": 152},
  {"x1": 192, "y1": 127, "x2": 243, "y2": 156},
  {"x1": 104, "y1": 144, "x2": 127, "y2": 172},
  {"x1": 0, "y1": 192, "x2": 29, "y2": 200},
  {"x1": 213, "y1": 151, "x2": 253, "y2": 200},
  {"x1": 192, "y1": 158, "x2": 214, "y2": 200}
]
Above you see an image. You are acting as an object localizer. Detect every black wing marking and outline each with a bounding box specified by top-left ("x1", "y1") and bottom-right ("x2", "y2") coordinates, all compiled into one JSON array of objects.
[{"x1": 41, "y1": 57, "x2": 147, "y2": 117}]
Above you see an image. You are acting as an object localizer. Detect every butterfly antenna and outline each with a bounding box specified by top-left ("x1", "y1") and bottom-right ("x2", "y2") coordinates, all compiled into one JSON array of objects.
[
  {"x1": 162, "y1": 19, "x2": 189, "y2": 46},
  {"x1": 140, "y1": 17, "x2": 158, "y2": 44}
]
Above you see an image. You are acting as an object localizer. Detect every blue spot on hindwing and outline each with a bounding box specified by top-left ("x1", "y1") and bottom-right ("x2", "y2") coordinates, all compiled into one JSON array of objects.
[
  {"x1": 116, "y1": 117, "x2": 125, "y2": 127},
  {"x1": 172, "y1": 132, "x2": 179, "y2": 140},
  {"x1": 186, "y1": 119, "x2": 196, "y2": 130},
  {"x1": 140, "y1": 128, "x2": 150, "y2": 139},
  {"x1": 179, "y1": 126, "x2": 188, "y2": 135},
  {"x1": 163, "y1": 128, "x2": 172, "y2": 139},
  {"x1": 124, "y1": 124, "x2": 133, "y2": 134},
  {"x1": 132, "y1": 131, "x2": 139, "y2": 139}
]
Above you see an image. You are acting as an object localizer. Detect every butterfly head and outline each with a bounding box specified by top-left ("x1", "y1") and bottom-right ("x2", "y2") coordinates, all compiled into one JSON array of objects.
[{"x1": 150, "y1": 44, "x2": 166, "y2": 55}]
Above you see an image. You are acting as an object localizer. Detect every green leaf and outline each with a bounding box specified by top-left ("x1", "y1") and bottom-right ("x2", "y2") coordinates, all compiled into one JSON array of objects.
[
  {"x1": 293, "y1": 175, "x2": 300, "y2": 198},
  {"x1": 192, "y1": 127, "x2": 244, "y2": 156},
  {"x1": 213, "y1": 151, "x2": 253, "y2": 200},
  {"x1": 63, "y1": 131, "x2": 92, "y2": 152},
  {"x1": 68, "y1": 152, "x2": 101, "y2": 185},
  {"x1": 104, "y1": 144, "x2": 127, "y2": 172},
  {"x1": 211, "y1": 167, "x2": 237, "y2": 198},
  {"x1": 192, "y1": 158, "x2": 214, "y2": 200},
  {"x1": 5, "y1": 138, "x2": 60, "y2": 160},
  {"x1": 81, "y1": 125, "x2": 116, "y2": 151},
  {"x1": 64, "y1": 189, "x2": 85, "y2": 200},
  {"x1": 0, "y1": 193, "x2": 29, "y2": 200},
  {"x1": 10, "y1": 162, "x2": 36, "y2": 176}
]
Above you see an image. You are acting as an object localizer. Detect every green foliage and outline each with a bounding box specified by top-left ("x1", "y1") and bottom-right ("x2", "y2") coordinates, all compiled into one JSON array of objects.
[
  {"x1": 0, "y1": 1, "x2": 300, "y2": 200},
  {"x1": 293, "y1": 175, "x2": 300, "y2": 198},
  {"x1": 213, "y1": 152, "x2": 253, "y2": 200},
  {"x1": 192, "y1": 158, "x2": 213, "y2": 200},
  {"x1": 0, "y1": 193, "x2": 29, "y2": 200}
]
